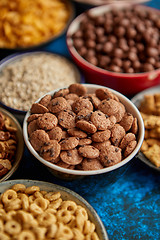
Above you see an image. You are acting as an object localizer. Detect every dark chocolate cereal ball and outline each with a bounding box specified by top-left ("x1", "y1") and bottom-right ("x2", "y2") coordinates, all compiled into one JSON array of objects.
[{"x1": 71, "y1": 6, "x2": 160, "y2": 73}]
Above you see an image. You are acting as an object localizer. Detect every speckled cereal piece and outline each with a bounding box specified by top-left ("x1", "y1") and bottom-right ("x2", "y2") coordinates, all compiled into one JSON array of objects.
[
  {"x1": 98, "y1": 99, "x2": 119, "y2": 116},
  {"x1": 39, "y1": 95, "x2": 52, "y2": 107},
  {"x1": 67, "y1": 128, "x2": 87, "y2": 138},
  {"x1": 114, "y1": 102, "x2": 125, "y2": 122},
  {"x1": 40, "y1": 140, "x2": 61, "y2": 161},
  {"x1": 48, "y1": 97, "x2": 68, "y2": 113},
  {"x1": 131, "y1": 117, "x2": 138, "y2": 135},
  {"x1": 92, "y1": 130, "x2": 111, "y2": 143},
  {"x1": 27, "y1": 114, "x2": 43, "y2": 123},
  {"x1": 60, "y1": 137, "x2": 79, "y2": 150},
  {"x1": 49, "y1": 156, "x2": 61, "y2": 164},
  {"x1": 100, "y1": 145, "x2": 122, "y2": 167},
  {"x1": 72, "y1": 97, "x2": 93, "y2": 113},
  {"x1": 95, "y1": 88, "x2": 116, "y2": 101},
  {"x1": 37, "y1": 113, "x2": 58, "y2": 131},
  {"x1": 62, "y1": 130, "x2": 70, "y2": 139},
  {"x1": 78, "y1": 145, "x2": 99, "y2": 158},
  {"x1": 80, "y1": 158, "x2": 103, "y2": 170},
  {"x1": 30, "y1": 103, "x2": 49, "y2": 114},
  {"x1": 53, "y1": 88, "x2": 69, "y2": 98},
  {"x1": 66, "y1": 99, "x2": 74, "y2": 107},
  {"x1": 90, "y1": 111, "x2": 111, "y2": 130},
  {"x1": 119, "y1": 133, "x2": 136, "y2": 150},
  {"x1": 92, "y1": 140, "x2": 111, "y2": 151},
  {"x1": 27, "y1": 120, "x2": 39, "y2": 137},
  {"x1": 124, "y1": 140, "x2": 137, "y2": 158},
  {"x1": 58, "y1": 110, "x2": 76, "y2": 129},
  {"x1": 76, "y1": 120, "x2": 97, "y2": 133},
  {"x1": 60, "y1": 149, "x2": 83, "y2": 165},
  {"x1": 111, "y1": 124, "x2": 126, "y2": 146},
  {"x1": 69, "y1": 83, "x2": 87, "y2": 96},
  {"x1": 78, "y1": 138, "x2": 92, "y2": 146},
  {"x1": 119, "y1": 113, "x2": 134, "y2": 131},
  {"x1": 108, "y1": 115, "x2": 117, "y2": 129},
  {"x1": 65, "y1": 93, "x2": 79, "y2": 101},
  {"x1": 76, "y1": 109, "x2": 93, "y2": 121},
  {"x1": 66, "y1": 102, "x2": 72, "y2": 111},
  {"x1": 56, "y1": 160, "x2": 75, "y2": 169},
  {"x1": 30, "y1": 129, "x2": 50, "y2": 152},
  {"x1": 86, "y1": 94, "x2": 101, "y2": 109},
  {"x1": 48, "y1": 126, "x2": 62, "y2": 142}
]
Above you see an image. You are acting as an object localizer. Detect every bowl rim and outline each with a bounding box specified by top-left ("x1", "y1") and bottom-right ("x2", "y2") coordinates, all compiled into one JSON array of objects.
[
  {"x1": 23, "y1": 83, "x2": 145, "y2": 176},
  {"x1": 73, "y1": 0, "x2": 150, "y2": 5},
  {"x1": 0, "y1": 107, "x2": 24, "y2": 182},
  {"x1": 0, "y1": 50, "x2": 82, "y2": 114},
  {"x1": 0, "y1": 0, "x2": 75, "y2": 51},
  {"x1": 0, "y1": 179, "x2": 109, "y2": 240},
  {"x1": 66, "y1": 3, "x2": 160, "y2": 77}
]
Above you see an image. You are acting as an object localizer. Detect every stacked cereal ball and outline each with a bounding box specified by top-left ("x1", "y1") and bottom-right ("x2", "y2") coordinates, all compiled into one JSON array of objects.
[{"x1": 27, "y1": 84, "x2": 138, "y2": 171}]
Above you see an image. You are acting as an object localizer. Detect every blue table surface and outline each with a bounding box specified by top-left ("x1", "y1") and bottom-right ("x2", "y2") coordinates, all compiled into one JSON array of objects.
[{"x1": 1, "y1": 1, "x2": 160, "y2": 239}]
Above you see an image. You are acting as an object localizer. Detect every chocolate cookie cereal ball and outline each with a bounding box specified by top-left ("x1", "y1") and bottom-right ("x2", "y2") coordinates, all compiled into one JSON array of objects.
[
  {"x1": 71, "y1": 6, "x2": 160, "y2": 73},
  {"x1": 27, "y1": 84, "x2": 139, "y2": 171}
]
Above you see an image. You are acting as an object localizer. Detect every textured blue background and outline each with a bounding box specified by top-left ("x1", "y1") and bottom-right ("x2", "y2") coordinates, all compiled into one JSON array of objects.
[{"x1": 1, "y1": 0, "x2": 160, "y2": 239}]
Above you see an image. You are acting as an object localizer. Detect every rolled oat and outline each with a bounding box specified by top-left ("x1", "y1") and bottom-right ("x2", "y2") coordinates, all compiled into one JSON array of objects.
[{"x1": 0, "y1": 53, "x2": 80, "y2": 111}]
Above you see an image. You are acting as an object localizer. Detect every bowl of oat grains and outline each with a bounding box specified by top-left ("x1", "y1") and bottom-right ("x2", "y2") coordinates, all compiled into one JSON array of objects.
[{"x1": 0, "y1": 51, "x2": 81, "y2": 122}]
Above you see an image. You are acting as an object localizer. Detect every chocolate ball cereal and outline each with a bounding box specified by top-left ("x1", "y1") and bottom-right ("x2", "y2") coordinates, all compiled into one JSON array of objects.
[
  {"x1": 70, "y1": 6, "x2": 160, "y2": 73},
  {"x1": 27, "y1": 83, "x2": 139, "y2": 171}
]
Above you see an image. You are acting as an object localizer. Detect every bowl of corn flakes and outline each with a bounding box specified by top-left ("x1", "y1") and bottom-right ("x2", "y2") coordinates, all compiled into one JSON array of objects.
[
  {"x1": 0, "y1": 0, "x2": 74, "y2": 50},
  {"x1": 0, "y1": 179, "x2": 109, "y2": 240},
  {"x1": 132, "y1": 85, "x2": 160, "y2": 171},
  {"x1": 0, "y1": 107, "x2": 24, "y2": 182}
]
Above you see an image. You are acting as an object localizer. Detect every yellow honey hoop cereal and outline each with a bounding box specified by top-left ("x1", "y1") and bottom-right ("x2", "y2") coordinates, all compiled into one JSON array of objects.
[{"x1": 0, "y1": 184, "x2": 100, "y2": 240}]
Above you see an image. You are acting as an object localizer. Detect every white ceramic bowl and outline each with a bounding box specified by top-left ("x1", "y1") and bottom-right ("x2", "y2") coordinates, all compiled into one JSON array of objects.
[
  {"x1": 73, "y1": 0, "x2": 150, "y2": 6},
  {"x1": 0, "y1": 107, "x2": 24, "y2": 182},
  {"x1": 0, "y1": 179, "x2": 109, "y2": 240},
  {"x1": 23, "y1": 84, "x2": 144, "y2": 180}
]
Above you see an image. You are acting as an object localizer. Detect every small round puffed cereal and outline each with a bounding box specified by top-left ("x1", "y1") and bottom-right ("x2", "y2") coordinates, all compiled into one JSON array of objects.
[
  {"x1": 37, "y1": 212, "x2": 56, "y2": 227},
  {"x1": 0, "y1": 232, "x2": 10, "y2": 240},
  {"x1": 60, "y1": 200, "x2": 77, "y2": 214},
  {"x1": 1, "y1": 189, "x2": 17, "y2": 204},
  {"x1": 56, "y1": 209, "x2": 72, "y2": 224},
  {"x1": 25, "y1": 186, "x2": 40, "y2": 195},
  {"x1": 12, "y1": 184, "x2": 26, "y2": 193},
  {"x1": 17, "y1": 230, "x2": 36, "y2": 240},
  {"x1": 44, "y1": 191, "x2": 61, "y2": 201},
  {"x1": 4, "y1": 220, "x2": 21, "y2": 235}
]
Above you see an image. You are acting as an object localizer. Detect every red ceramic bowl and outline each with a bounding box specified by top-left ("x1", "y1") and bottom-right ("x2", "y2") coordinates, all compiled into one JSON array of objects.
[{"x1": 66, "y1": 3, "x2": 160, "y2": 96}]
